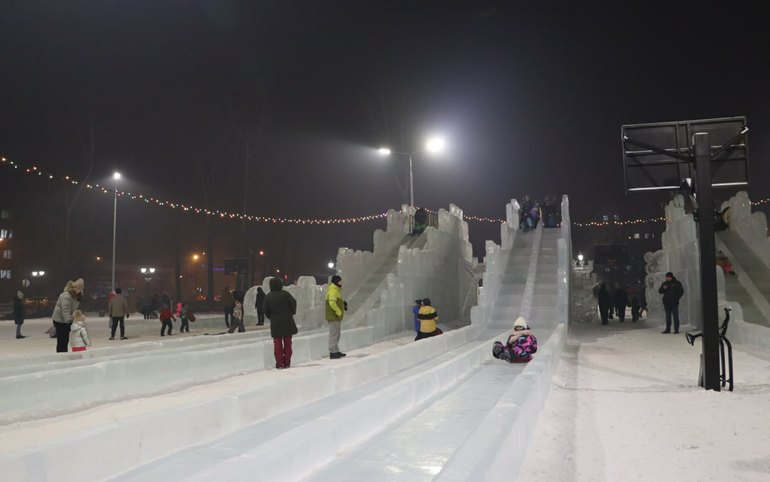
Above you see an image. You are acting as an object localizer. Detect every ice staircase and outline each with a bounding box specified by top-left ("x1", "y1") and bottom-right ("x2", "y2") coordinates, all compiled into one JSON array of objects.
[
  {"x1": 345, "y1": 233, "x2": 427, "y2": 325},
  {"x1": 716, "y1": 231, "x2": 770, "y2": 327},
  {"x1": 96, "y1": 227, "x2": 564, "y2": 482}
]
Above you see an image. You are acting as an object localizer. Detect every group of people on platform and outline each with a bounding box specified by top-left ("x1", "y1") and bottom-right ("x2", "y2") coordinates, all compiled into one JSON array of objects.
[
  {"x1": 519, "y1": 195, "x2": 561, "y2": 232},
  {"x1": 595, "y1": 272, "x2": 685, "y2": 334}
]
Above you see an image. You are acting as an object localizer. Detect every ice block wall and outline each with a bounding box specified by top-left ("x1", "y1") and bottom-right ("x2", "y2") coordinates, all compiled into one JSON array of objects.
[{"x1": 721, "y1": 191, "x2": 770, "y2": 268}]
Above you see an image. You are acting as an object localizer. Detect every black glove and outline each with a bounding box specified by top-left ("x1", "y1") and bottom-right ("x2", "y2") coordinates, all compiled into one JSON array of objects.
[{"x1": 344, "y1": 301, "x2": 348, "y2": 311}]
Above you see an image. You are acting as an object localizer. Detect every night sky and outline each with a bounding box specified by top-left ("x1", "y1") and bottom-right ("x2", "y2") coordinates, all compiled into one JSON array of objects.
[{"x1": 1, "y1": 1, "x2": 769, "y2": 287}]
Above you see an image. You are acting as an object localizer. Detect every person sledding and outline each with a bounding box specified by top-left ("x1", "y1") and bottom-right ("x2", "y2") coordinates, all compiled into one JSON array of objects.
[{"x1": 492, "y1": 317, "x2": 538, "y2": 363}]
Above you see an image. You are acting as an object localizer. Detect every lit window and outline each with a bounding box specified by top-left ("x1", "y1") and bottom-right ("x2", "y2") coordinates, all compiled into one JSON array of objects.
[
  {"x1": 0, "y1": 270, "x2": 11, "y2": 279},
  {"x1": 0, "y1": 210, "x2": 9, "y2": 219},
  {"x1": 2, "y1": 250, "x2": 10, "y2": 259},
  {"x1": 0, "y1": 229, "x2": 10, "y2": 239}
]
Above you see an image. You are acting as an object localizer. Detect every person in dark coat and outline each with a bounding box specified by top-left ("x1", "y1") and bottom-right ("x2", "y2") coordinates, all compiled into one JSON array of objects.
[
  {"x1": 255, "y1": 287, "x2": 266, "y2": 325},
  {"x1": 597, "y1": 283, "x2": 612, "y2": 325},
  {"x1": 659, "y1": 272, "x2": 685, "y2": 333},
  {"x1": 13, "y1": 290, "x2": 26, "y2": 339},
  {"x1": 612, "y1": 283, "x2": 629, "y2": 323},
  {"x1": 263, "y1": 277, "x2": 298, "y2": 369}
]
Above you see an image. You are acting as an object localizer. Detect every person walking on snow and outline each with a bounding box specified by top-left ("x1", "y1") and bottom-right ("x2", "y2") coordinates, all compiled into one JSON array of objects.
[
  {"x1": 264, "y1": 277, "x2": 298, "y2": 369},
  {"x1": 613, "y1": 283, "x2": 629, "y2": 323},
  {"x1": 13, "y1": 290, "x2": 26, "y2": 339},
  {"x1": 325, "y1": 275, "x2": 347, "y2": 359},
  {"x1": 159, "y1": 304, "x2": 176, "y2": 336},
  {"x1": 221, "y1": 286, "x2": 235, "y2": 329},
  {"x1": 70, "y1": 310, "x2": 91, "y2": 352},
  {"x1": 108, "y1": 287, "x2": 129, "y2": 340},
  {"x1": 659, "y1": 272, "x2": 684, "y2": 334}
]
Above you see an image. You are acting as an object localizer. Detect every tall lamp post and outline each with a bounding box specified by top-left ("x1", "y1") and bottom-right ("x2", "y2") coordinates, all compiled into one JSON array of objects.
[
  {"x1": 140, "y1": 267, "x2": 155, "y2": 299},
  {"x1": 111, "y1": 171, "x2": 121, "y2": 291},
  {"x1": 31, "y1": 270, "x2": 45, "y2": 298},
  {"x1": 378, "y1": 136, "x2": 446, "y2": 207}
]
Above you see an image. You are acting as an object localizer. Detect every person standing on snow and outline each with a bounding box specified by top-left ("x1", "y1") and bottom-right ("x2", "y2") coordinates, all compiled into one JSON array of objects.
[
  {"x1": 221, "y1": 286, "x2": 235, "y2": 329},
  {"x1": 70, "y1": 310, "x2": 92, "y2": 352},
  {"x1": 325, "y1": 275, "x2": 346, "y2": 359},
  {"x1": 108, "y1": 287, "x2": 129, "y2": 340},
  {"x1": 659, "y1": 272, "x2": 684, "y2": 334},
  {"x1": 52, "y1": 278, "x2": 84, "y2": 353},
  {"x1": 263, "y1": 277, "x2": 298, "y2": 369},
  {"x1": 13, "y1": 290, "x2": 26, "y2": 339},
  {"x1": 255, "y1": 287, "x2": 266, "y2": 325}
]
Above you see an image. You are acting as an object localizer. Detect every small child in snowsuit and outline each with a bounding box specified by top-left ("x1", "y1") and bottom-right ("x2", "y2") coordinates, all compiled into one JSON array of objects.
[
  {"x1": 492, "y1": 317, "x2": 538, "y2": 363},
  {"x1": 70, "y1": 310, "x2": 92, "y2": 352},
  {"x1": 159, "y1": 304, "x2": 176, "y2": 336}
]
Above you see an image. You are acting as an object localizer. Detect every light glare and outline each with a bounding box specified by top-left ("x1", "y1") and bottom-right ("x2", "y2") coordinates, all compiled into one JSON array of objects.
[
  {"x1": 378, "y1": 147, "x2": 391, "y2": 156},
  {"x1": 426, "y1": 137, "x2": 445, "y2": 153}
]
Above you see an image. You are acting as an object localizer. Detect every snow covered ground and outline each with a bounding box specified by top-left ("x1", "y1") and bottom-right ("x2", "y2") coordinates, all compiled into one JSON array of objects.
[{"x1": 520, "y1": 317, "x2": 770, "y2": 482}]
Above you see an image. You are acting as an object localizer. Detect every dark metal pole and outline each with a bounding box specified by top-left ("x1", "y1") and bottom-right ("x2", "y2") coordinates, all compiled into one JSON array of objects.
[{"x1": 693, "y1": 132, "x2": 721, "y2": 391}]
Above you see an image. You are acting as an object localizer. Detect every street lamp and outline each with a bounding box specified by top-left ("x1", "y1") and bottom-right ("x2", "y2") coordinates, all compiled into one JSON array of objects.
[
  {"x1": 327, "y1": 261, "x2": 335, "y2": 270},
  {"x1": 378, "y1": 136, "x2": 447, "y2": 207},
  {"x1": 111, "y1": 171, "x2": 122, "y2": 291},
  {"x1": 31, "y1": 270, "x2": 45, "y2": 297},
  {"x1": 140, "y1": 267, "x2": 155, "y2": 298}
]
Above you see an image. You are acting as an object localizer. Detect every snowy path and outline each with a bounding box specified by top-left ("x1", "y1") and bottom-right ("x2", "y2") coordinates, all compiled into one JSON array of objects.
[{"x1": 520, "y1": 321, "x2": 770, "y2": 481}]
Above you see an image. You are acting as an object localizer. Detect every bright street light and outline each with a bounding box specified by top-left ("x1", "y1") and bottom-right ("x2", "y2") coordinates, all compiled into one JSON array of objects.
[
  {"x1": 113, "y1": 171, "x2": 122, "y2": 181},
  {"x1": 377, "y1": 135, "x2": 448, "y2": 207},
  {"x1": 577, "y1": 252, "x2": 584, "y2": 262},
  {"x1": 426, "y1": 137, "x2": 446, "y2": 153},
  {"x1": 327, "y1": 261, "x2": 335, "y2": 269},
  {"x1": 140, "y1": 267, "x2": 156, "y2": 298},
  {"x1": 32, "y1": 271, "x2": 45, "y2": 277}
]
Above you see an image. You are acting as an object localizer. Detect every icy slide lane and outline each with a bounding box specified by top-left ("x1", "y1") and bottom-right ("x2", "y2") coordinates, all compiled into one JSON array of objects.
[{"x1": 106, "y1": 228, "x2": 566, "y2": 482}]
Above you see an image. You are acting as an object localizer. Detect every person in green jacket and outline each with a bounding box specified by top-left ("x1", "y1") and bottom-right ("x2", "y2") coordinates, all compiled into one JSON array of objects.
[{"x1": 325, "y1": 275, "x2": 346, "y2": 359}]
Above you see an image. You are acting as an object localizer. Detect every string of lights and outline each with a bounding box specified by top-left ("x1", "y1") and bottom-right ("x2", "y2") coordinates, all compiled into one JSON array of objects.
[
  {"x1": 0, "y1": 156, "x2": 388, "y2": 225},
  {"x1": 3, "y1": 155, "x2": 769, "y2": 227}
]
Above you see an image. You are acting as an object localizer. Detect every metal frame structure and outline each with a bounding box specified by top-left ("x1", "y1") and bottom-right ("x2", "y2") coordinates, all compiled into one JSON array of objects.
[
  {"x1": 620, "y1": 117, "x2": 749, "y2": 391},
  {"x1": 622, "y1": 116, "x2": 748, "y2": 192}
]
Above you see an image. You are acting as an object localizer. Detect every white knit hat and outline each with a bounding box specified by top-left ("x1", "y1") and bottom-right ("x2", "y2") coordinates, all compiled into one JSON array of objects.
[{"x1": 514, "y1": 317, "x2": 528, "y2": 329}]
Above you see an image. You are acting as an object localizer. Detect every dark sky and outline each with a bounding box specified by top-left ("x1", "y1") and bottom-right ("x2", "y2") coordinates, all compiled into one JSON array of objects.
[{"x1": 2, "y1": 0, "x2": 769, "y2": 284}]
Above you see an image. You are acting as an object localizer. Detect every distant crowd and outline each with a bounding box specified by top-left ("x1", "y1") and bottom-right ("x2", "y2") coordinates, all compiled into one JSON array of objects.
[{"x1": 519, "y1": 195, "x2": 561, "y2": 232}]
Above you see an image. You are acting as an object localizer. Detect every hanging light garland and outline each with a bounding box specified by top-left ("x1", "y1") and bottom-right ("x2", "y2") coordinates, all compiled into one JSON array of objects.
[{"x1": 3, "y1": 155, "x2": 767, "y2": 227}]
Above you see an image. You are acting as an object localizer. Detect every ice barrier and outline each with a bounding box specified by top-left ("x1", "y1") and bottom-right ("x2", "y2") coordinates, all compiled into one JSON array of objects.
[
  {"x1": 0, "y1": 328, "x2": 483, "y2": 482},
  {"x1": 243, "y1": 204, "x2": 477, "y2": 336},
  {"x1": 721, "y1": 191, "x2": 770, "y2": 268},
  {"x1": 643, "y1": 195, "x2": 704, "y2": 327}
]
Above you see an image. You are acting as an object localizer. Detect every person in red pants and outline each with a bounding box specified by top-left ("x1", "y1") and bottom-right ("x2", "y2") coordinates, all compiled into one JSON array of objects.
[{"x1": 263, "y1": 277, "x2": 298, "y2": 369}]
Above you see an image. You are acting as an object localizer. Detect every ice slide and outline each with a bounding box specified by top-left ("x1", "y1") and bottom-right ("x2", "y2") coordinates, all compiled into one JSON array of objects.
[
  {"x1": 102, "y1": 226, "x2": 567, "y2": 482},
  {"x1": 716, "y1": 230, "x2": 770, "y2": 327},
  {"x1": 0, "y1": 201, "x2": 569, "y2": 481}
]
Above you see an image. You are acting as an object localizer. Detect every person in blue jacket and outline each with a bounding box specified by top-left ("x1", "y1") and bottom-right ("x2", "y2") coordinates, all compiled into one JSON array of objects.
[{"x1": 412, "y1": 299, "x2": 422, "y2": 338}]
